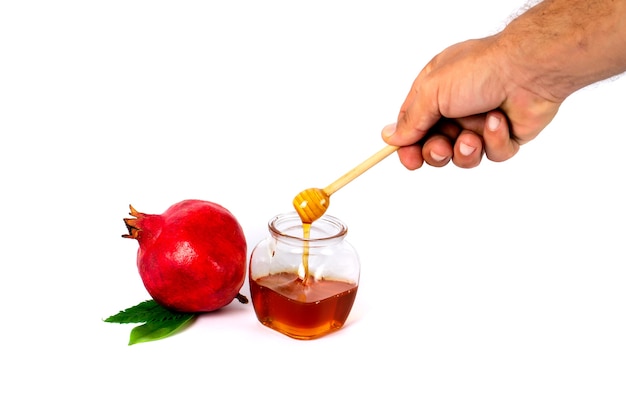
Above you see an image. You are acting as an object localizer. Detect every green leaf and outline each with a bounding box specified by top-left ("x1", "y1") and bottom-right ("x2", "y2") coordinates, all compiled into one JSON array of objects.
[
  {"x1": 104, "y1": 299, "x2": 193, "y2": 324},
  {"x1": 104, "y1": 299, "x2": 197, "y2": 345},
  {"x1": 129, "y1": 314, "x2": 196, "y2": 345}
]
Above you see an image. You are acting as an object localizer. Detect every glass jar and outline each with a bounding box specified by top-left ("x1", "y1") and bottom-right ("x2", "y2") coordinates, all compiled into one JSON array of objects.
[{"x1": 249, "y1": 212, "x2": 360, "y2": 340}]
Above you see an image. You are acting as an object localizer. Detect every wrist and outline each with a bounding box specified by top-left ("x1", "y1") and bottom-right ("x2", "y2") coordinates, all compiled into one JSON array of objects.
[{"x1": 498, "y1": 0, "x2": 626, "y2": 100}]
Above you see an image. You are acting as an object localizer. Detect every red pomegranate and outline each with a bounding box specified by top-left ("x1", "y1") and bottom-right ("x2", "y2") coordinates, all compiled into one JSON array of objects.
[{"x1": 122, "y1": 199, "x2": 248, "y2": 313}]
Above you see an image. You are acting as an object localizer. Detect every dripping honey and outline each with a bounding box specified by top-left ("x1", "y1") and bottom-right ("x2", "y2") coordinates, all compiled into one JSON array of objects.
[{"x1": 301, "y1": 222, "x2": 311, "y2": 280}]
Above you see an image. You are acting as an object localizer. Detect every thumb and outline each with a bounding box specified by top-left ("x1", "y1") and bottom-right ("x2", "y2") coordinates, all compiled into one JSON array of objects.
[{"x1": 382, "y1": 91, "x2": 442, "y2": 146}]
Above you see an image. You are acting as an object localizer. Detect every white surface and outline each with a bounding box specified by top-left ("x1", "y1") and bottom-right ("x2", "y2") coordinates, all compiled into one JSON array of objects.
[{"x1": 2, "y1": 1, "x2": 625, "y2": 416}]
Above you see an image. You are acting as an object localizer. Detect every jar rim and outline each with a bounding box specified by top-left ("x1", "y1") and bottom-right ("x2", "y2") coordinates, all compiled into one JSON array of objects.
[{"x1": 268, "y1": 212, "x2": 348, "y2": 243}]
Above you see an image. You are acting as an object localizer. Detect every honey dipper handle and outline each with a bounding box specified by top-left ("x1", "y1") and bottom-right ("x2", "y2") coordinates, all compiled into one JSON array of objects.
[{"x1": 322, "y1": 144, "x2": 399, "y2": 196}]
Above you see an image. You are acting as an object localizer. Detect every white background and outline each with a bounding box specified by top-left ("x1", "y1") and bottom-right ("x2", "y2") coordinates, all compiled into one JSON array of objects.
[{"x1": 2, "y1": 1, "x2": 625, "y2": 416}]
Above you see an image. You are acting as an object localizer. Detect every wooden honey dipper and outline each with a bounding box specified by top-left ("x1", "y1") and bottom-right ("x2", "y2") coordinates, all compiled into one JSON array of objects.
[{"x1": 293, "y1": 144, "x2": 399, "y2": 224}]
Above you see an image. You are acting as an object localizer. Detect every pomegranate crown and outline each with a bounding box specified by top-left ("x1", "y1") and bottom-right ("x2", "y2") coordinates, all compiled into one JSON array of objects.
[{"x1": 122, "y1": 204, "x2": 143, "y2": 240}]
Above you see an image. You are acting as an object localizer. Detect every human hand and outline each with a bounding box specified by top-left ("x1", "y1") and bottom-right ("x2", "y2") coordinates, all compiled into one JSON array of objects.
[{"x1": 382, "y1": 36, "x2": 563, "y2": 170}]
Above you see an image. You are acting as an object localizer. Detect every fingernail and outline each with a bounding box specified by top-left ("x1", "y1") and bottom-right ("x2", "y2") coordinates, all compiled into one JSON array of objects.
[
  {"x1": 459, "y1": 142, "x2": 476, "y2": 156},
  {"x1": 430, "y1": 151, "x2": 447, "y2": 162},
  {"x1": 487, "y1": 114, "x2": 501, "y2": 131},
  {"x1": 382, "y1": 123, "x2": 397, "y2": 138}
]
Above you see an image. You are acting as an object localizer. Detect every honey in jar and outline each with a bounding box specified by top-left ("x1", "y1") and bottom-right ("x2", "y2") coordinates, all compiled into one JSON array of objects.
[{"x1": 249, "y1": 213, "x2": 360, "y2": 340}]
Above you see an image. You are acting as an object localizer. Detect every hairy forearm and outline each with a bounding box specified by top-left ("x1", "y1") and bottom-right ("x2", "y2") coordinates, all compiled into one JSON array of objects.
[{"x1": 498, "y1": 0, "x2": 626, "y2": 100}]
